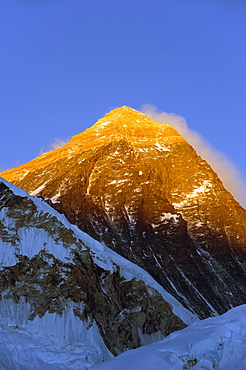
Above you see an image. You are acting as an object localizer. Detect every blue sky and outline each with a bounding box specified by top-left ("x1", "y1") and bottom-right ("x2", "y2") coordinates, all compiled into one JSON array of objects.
[{"x1": 1, "y1": 0, "x2": 246, "y2": 201}]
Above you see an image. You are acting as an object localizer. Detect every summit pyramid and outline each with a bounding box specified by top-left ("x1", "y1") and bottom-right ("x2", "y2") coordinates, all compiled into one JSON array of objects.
[
  {"x1": 1, "y1": 106, "x2": 185, "y2": 182},
  {"x1": 1, "y1": 106, "x2": 246, "y2": 319}
]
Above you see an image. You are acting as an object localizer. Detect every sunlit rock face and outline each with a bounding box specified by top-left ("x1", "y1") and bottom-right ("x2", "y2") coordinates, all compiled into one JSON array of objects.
[
  {"x1": 1, "y1": 106, "x2": 246, "y2": 318},
  {"x1": 0, "y1": 179, "x2": 188, "y2": 361}
]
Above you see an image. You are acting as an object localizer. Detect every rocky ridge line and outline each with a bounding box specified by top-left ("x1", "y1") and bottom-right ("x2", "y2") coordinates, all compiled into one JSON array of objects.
[
  {"x1": 1, "y1": 107, "x2": 246, "y2": 319},
  {"x1": 0, "y1": 178, "x2": 190, "y2": 359}
]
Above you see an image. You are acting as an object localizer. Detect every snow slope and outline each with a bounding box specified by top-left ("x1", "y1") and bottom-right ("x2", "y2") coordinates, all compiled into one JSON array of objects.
[
  {"x1": 91, "y1": 304, "x2": 246, "y2": 370},
  {"x1": 1, "y1": 303, "x2": 246, "y2": 369},
  {"x1": 0, "y1": 178, "x2": 196, "y2": 368}
]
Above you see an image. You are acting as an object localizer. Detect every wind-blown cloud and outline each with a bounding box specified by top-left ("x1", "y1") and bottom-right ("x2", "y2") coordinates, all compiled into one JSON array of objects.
[
  {"x1": 49, "y1": 138, "x2": 70, "y2": 150},
  {"x1": 40, "y1": 137, "x2": 70, "y2": 155},
  {"x1": 141, "y1": 104, "x2": 246, "y2": 208}
]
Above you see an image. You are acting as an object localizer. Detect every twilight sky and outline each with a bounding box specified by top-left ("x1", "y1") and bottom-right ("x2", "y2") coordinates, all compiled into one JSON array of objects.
[{"x1": 1, "y1": 0, "x2": 246, "y2": 205}]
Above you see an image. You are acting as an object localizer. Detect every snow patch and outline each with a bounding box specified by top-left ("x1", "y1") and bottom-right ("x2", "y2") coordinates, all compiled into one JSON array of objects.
[
  {"x1": 95, "y1": 121, "x2": 111, "y2": 129},
  {"x1": 155, "y1": 142, "x2": 170, "y2": 151},
  {"x1": 195, "y1": 221, "x2": 203, "y2": 227},
  {"x1": 108, "y1": 180, "x2": 116, "y2": 185},
  {"x1": 29, "y1": 184, "x2": 46, "y2": 196},
  {"x1": 160, "y1": 212, "x2": 179, "y2": 223},
  {"x1": 151, "y1": 213, "x2": 180, "y2": 228},
  {"x1": 173, "y1": 180, "x2": 213, "y2": 209},
  {"x1": 191, "y1": 180, "x2": 212, "y2": 196},
  {"x1": 50, "y1": 192, "x2": 61, "y2": 203},
  {"x1": 0, "y1": 224, "x2": 78, "y2": 267}
]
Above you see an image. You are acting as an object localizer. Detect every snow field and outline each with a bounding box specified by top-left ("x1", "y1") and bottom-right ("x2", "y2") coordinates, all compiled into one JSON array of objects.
[{"x1": 90, "y1": 304, "x2": 246, "y2": 370}]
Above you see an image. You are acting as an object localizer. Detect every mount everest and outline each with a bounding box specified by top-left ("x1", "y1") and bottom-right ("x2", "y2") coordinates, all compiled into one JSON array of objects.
[{"x1": 0, "y1": 106, "x2": 246, "y2": 368}]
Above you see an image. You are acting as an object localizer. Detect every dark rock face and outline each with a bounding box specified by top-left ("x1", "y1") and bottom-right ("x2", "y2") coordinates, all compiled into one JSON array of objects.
[
  {"x1": 1, "y1": 252, "x2": 185, "y2": 355},
  {"x1": 0, "y1": 179, "x2": 186, "y2": 356},
  {"x1": 1, "y1": 106, "x2": 246, "y2": 319}
]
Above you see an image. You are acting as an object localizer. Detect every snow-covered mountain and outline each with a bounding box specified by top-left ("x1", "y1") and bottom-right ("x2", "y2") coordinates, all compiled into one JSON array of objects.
[
  {"x1": 90, "y1": 304, "x2": 246, "y2": 370},
  {"x1": 1, "y1": 106, "x2": 246, "y2": 319},
  {"x1": 0, "y1": 177, "x2": 194, "y2": 368}
]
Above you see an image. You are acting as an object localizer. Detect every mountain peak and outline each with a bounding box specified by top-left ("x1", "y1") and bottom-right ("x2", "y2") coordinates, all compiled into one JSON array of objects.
[
  {"x1": 1, "y1": 106, "x2": 246, "y2": 324},
  {"x1": 101, "y1": 105, "x2": 148, "y2": 120},
  {"x1": 92, "y1": 105, "x2": 158, "y2": 129},
  {"x1": 91, "y1": 105, "x2": 167, "y2": 130},
  {"x1": 106, "y1": 105, "x2": 138, "y2": 114},
  {"x1": 71, "y1": 106, "x2": 186, "y2": 150},
  {"x1": 0, "y1": 107, "x2": 185, "y2": 183}
]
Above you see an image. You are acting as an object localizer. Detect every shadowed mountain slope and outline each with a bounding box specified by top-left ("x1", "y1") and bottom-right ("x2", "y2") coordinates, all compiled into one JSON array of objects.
[
  {"x1": 0, "y1": 177, "x2": 191, "y2": 365},
  {"x1": 1, "y1": 106, "x2": 246, "y2": 318}
]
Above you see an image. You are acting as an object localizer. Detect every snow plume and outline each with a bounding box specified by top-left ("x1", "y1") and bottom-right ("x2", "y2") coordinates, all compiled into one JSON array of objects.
[
  {"x1": 49, "y1": 138, "x2": 70, "y2": 149},
  {"x1": 141, "y1": 104, "x2": 246, "y2": 208},
  {"x1": 40, "y1": 137, "x2": 70, "y2": 154}
]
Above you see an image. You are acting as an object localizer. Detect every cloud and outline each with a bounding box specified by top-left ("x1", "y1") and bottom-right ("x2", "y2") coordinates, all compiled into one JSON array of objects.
[
  {"x1": 49, "y1": 138, "x2": 70, "y2": 150},
  {"x1": 39, "y1": 137, "x2": 70, "y2": 155},
  {"x1": 141, "y1": 104, "x2": 246, "y2": 208}
]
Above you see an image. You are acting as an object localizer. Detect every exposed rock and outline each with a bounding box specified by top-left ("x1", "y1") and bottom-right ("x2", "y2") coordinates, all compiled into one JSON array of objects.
[
  {"x1": 1, "y1": 106, "x2": 246, "y2": 318},
  {"x1": 0, "y1": 179, "x2": 188, "y2": 357}
]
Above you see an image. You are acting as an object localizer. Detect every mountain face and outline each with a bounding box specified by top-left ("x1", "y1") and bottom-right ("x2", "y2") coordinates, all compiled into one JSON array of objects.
[
  {"x1": 0, "y1": 178, "x2": 191, "y2": 367},
  {"x1": 1, "y1": 106, "x2": 246, "y2": 319}
]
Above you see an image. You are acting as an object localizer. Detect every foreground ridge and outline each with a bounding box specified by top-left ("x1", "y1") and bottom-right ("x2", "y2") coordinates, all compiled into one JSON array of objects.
[
  {"x1": 0, "y1": 177, "x2": 191, "y2": 367},
  {"x1": 90, "y1": 304, "x2": 246, "y2": 370}
]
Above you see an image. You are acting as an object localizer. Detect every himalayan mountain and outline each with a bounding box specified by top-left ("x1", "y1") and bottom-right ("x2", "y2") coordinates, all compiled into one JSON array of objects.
[
  {"x1": 0, "y1": 177, "x2": 192, "y2": 368},
  {"x1": 0, "y1": 106, "x2": 246, "y2": 368}
]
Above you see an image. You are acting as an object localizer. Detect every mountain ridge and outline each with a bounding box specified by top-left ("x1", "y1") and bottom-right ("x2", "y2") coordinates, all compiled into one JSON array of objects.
[
  {"x1": 1, "y1": 107, "x2": 246, "y2": 320},
  {"x1": 1, "y1": 106, "x2": 185, "y2": 184},
  {"x1": 0, "y1": 177, "x2": 192, "y2": 364}
]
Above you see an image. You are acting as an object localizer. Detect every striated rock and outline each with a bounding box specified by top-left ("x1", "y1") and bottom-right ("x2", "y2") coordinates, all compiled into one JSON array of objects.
[{"x1": 1, "y1": 106, "x2": 246, "y2": 318}]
